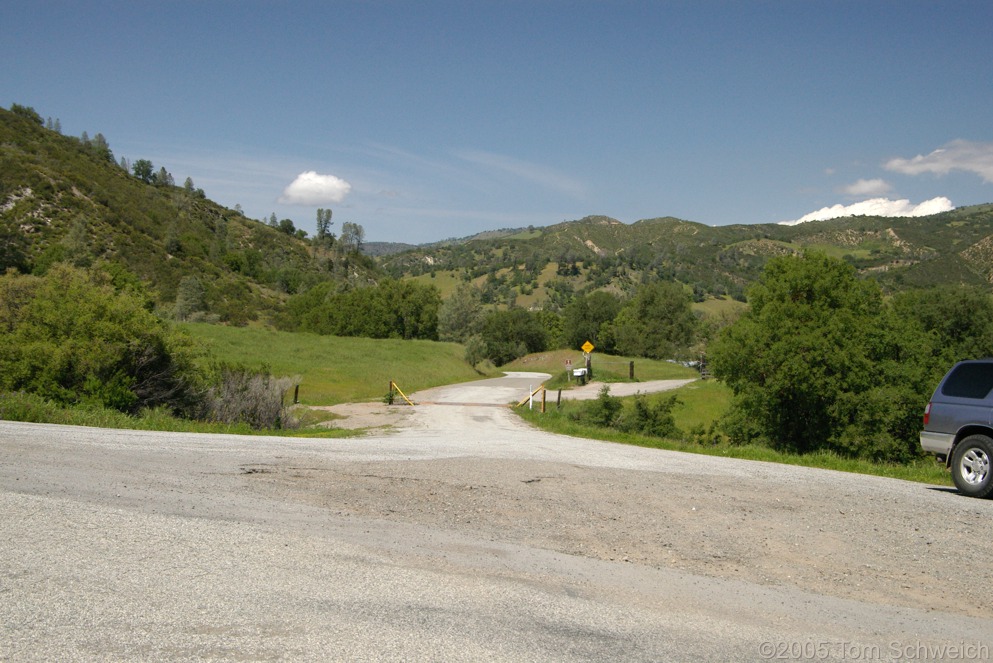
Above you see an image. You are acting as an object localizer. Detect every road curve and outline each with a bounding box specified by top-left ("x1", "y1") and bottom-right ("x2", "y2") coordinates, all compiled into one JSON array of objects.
[{"x1": 2, "y1": 374, "x2": 991, "y2": 661}]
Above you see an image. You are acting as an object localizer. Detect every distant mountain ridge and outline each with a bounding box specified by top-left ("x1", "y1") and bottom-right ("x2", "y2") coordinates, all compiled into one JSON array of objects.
[{"x1": 378, "y1": 206, "x2": 993, "y2": 305}]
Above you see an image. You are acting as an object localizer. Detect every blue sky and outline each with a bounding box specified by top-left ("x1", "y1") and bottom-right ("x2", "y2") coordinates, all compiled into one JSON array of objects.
[{"x1": 3, "y1": 1, "x2": 993, "y2": 243}]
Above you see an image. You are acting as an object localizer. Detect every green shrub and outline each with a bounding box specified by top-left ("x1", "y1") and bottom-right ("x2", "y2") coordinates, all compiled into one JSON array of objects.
[
  {"x1": 567, "y1": 387, "x2": 682, "y2": 439},
  {"x1": 282, "y1": 279, "x2": 441, "y2": 340},
  {"x1": 0, "y1": 390, "x2": 63, "y2": 423},
  {"x1": 0, "y1": 264, "x2": 209, "y2": 416},
  {"x1": 570, "y1": 385, "x2": 622, "y2": 427},
  {"x1": 617, "y1": 393, "x2": 681, "y2": 438}
]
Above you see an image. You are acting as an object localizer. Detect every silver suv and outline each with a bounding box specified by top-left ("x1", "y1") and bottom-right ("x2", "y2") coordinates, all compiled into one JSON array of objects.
[{"x1": 921, "y1": 359, "x2": 993, "y2": 498}]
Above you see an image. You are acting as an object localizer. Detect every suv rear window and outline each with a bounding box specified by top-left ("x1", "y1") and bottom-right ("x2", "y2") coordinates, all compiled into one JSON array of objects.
[{"x1": 941, "y1": 363, "x2": 993, "y2": 399}]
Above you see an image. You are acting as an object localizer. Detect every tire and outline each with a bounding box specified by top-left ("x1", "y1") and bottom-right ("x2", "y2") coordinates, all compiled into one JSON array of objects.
[{"x1": 951, "y1": 434, "x2": 993, "y2": 498}]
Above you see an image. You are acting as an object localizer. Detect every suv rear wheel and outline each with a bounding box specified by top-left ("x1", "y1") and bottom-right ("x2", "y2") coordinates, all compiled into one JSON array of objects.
[{"x1": 951, "y1": 434, "x2": 993, "y2": 498}]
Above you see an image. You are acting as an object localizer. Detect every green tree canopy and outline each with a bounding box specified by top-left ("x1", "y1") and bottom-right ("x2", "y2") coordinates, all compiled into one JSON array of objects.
[
  {"x1": 889, "y1": 285, "x2": 993, "y2": 370},
  {"x1": 339, "y1": 222, "x2": 365, "y2": 254},
  {"x1": 438, "y1": 282, "x2": 483, "y2": 343},
  {"x1": 132, "y1": 159, "x2": 154, "y2": 183},
  {"x1": 174, "y1": 275, "x2": 206, "y2": 321},
  {"x1": 315, "y1": 208, "x2": 334, "y2": 246},
  {"x1": 282, "y1": 279, "x2": 440, "y2": 340},
  {"x1": 609, "y1": 282, "x2": 696, "y2": 359},
  {"x1": 9, "y1": 103, "x2": 43, "y2": 125},
  {"x1": 479, "y1": 308, "x2": 548, "y2": 366},
  {"x1": 562, "y1": 290, "x2": 622, "y2": 352},
  {"x1": 153, "y1": 166, "x2": 174, "y2": 187},
  {"x1": 709, "y1": 252, "x2": 933, "y2": 461},
  {"x1": 89, "y1": 133, "x2": 113, "y2": 162}
]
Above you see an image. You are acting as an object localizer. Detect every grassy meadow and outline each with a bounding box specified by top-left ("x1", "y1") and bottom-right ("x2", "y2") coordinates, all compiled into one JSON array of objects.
[
  {"x1": 691, "y1": 296, "x2": 748, "y2": 320},
  {"x1": 180, "y1": 323, "x2": 489, "y2": 405},
  {"x1": 182, "y1": 324, "x2": 701, "y2": 405}
]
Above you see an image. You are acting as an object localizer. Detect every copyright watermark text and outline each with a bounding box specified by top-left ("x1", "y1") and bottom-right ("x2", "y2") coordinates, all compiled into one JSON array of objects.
[{"x1": 757, "y1": 639, "x2": 989, "y2": 661}]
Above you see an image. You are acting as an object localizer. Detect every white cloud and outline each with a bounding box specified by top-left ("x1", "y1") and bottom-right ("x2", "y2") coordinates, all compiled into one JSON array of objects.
[
  {"x1": 885, "y1": 140, "x2": 993, "y2": 183},
  {"x1": 781, "y1": 196, "x2": 954, "y2": 226},
  {"x1": 840, "y1": 178, "x2": 891, "y2": 197},
  {"x1": 279, "y1": 171, "x2": 352, "y2": 205}
]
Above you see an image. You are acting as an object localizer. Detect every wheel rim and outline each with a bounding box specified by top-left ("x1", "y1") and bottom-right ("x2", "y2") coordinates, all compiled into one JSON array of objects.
[{"x1": 959, "y1": 447, "x2": 991, "y2": 486}]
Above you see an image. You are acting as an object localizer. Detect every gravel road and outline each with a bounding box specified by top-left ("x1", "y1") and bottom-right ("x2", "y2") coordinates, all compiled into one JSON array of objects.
[{"x1": 2, "y1": 373, "x2": 991, "y2": 661}]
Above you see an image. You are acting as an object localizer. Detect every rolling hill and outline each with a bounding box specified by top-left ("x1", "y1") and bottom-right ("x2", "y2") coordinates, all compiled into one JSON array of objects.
[
  {"x1": 379, "y1": 206, "x2": 993, "y2": 307},
  {"x1": 0, "y1": 105, "x2": 379, "y2": 325}
]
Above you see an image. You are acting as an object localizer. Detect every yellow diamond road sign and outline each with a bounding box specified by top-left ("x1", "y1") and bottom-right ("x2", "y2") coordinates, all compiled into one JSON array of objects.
[{"x1": 581, "y1": 341, "x2": 595, "y2": 354}]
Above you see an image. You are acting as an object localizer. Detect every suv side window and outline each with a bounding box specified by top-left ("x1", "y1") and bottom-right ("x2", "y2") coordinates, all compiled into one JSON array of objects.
[{"x1": 941, "y1": 363, "x2": 993, "y2": 399}]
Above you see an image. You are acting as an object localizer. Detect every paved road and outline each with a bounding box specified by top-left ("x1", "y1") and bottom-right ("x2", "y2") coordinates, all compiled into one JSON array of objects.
[
  {"x1": 2, "y1": 374, "x2": 991, "y2": 661},
  {"x1": 555, "y1": 377, "x2": 698, "y2": 400}
]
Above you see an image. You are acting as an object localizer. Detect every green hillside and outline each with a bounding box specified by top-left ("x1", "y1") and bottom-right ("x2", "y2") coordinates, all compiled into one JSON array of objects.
[
  {"x1": 0, "y1": 105, "x2": 379, "y2": 325},
  {"x1": 379, "y1": 206, "x2": 993, "y2": 307}
]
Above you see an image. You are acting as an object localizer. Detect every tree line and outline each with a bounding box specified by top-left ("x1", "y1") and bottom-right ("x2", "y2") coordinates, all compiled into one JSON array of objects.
[{"x1": 277, "y1": 277, "x2": 701, "y2": 367}]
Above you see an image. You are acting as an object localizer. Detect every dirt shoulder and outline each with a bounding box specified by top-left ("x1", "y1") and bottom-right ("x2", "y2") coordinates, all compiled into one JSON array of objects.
[
  {"x1": 243, "y1": 452, "x2": 990, "y2": 620},
  {"x1": 290, "y1": 374, "x2": 992, "y2": 620},
  {"x1": 311, "y1": 401, "x2": 415, "y2": 430}
]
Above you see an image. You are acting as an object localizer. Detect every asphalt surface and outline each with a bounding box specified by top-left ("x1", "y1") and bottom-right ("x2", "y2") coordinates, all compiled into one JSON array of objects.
[{"x1": 2, "y1": 373, "x2": 991, "y2": 661}]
